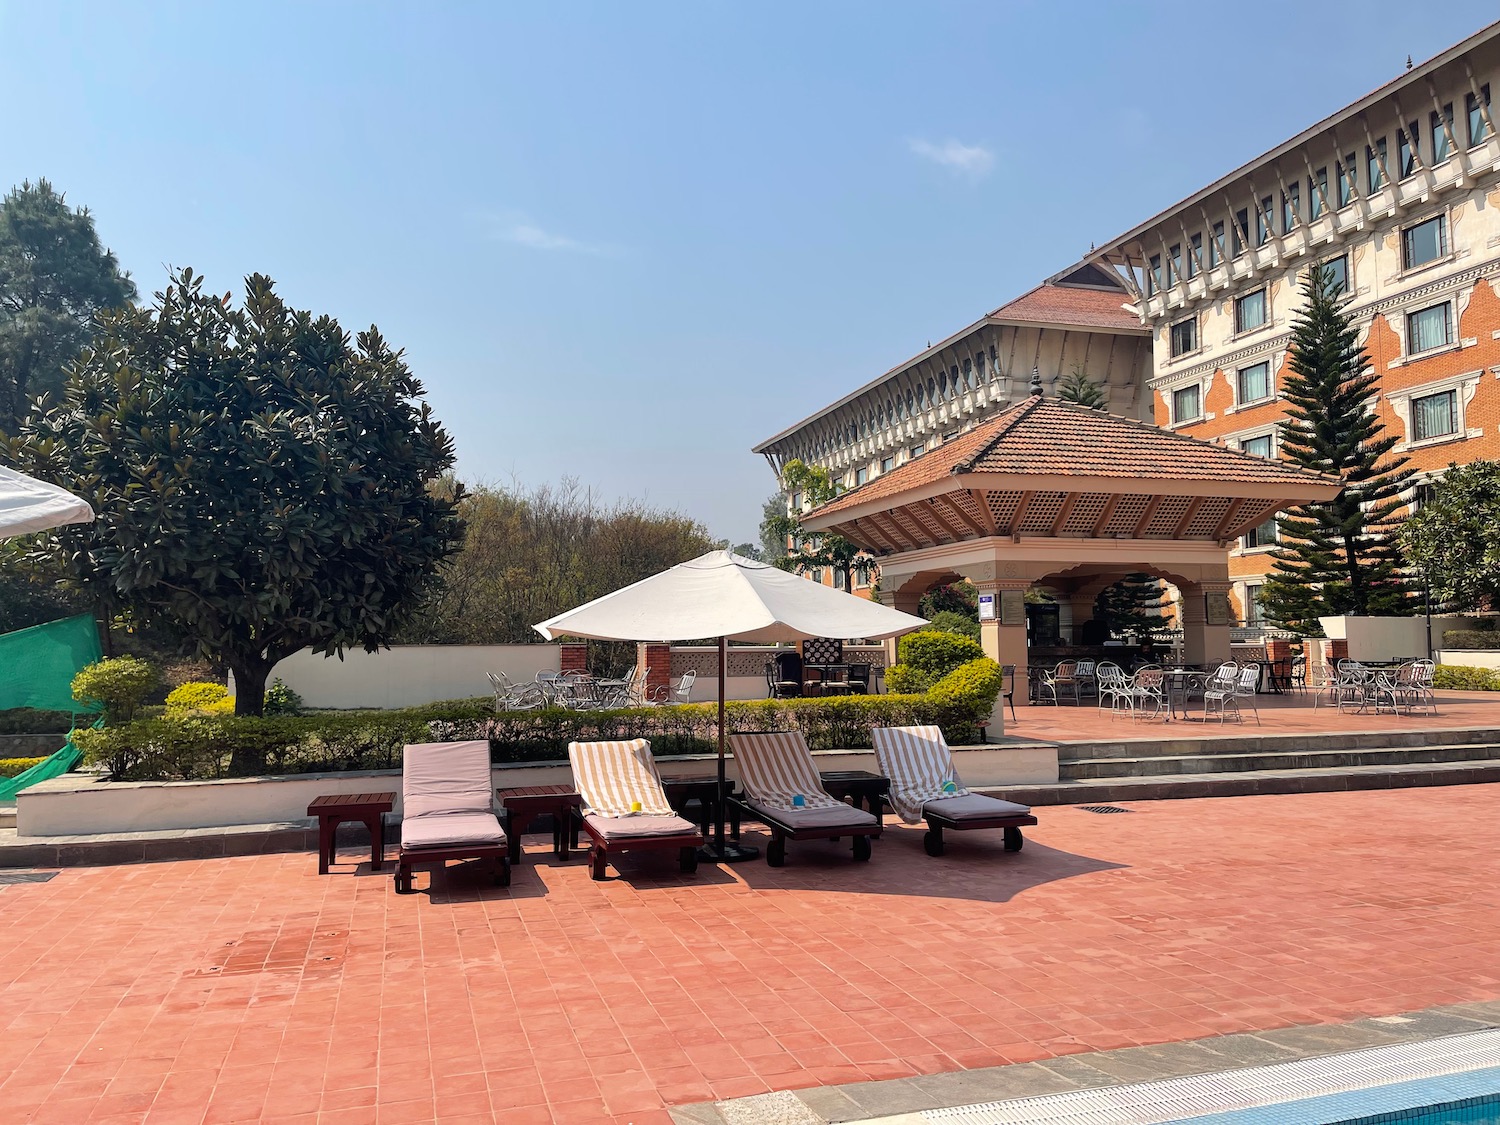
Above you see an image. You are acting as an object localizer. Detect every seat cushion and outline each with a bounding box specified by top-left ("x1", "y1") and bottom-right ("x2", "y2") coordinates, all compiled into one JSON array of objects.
[
  {"x1": 746, "y1": 800, "x2": 878, "y2": 830},
  {"x1": 584, "y1": 813, "x2": 699, "y2": 840},
  {"x1": 401, "y1": 811, "x2": 506, "y2": 850},
  {"x1": 922, "y1": 793, "x2": 1032, "y2": 821}
]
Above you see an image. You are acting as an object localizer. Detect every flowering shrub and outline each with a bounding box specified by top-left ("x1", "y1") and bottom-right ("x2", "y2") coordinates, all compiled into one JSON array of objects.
[
  {"x1": 164, "y1": 681, "x2": 234, "y2": 718},
  {"x1": 71, "y1": 657, "x2": 157, "y2": 725},
  {"x1": 0, "y1": 757, "x2": 46, "y2": 779}
]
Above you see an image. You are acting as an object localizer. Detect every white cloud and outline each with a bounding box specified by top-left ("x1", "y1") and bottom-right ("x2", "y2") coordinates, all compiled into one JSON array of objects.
[
  {"x1": 479, "y1": 210, "x2": 615, "y2": 255},
  {"x1": 907, "y1": 137, "x2": 995, "y2": 178}
]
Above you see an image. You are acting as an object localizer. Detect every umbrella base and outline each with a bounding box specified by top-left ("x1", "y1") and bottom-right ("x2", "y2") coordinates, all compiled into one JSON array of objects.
[{"x1": 698, "y1": 840, "x2": 760, "y2": 863}]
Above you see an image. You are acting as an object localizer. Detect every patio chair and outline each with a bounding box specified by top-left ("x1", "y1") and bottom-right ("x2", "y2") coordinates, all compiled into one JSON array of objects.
[
  {"x1": 1397, "y1": 659, "x2": 1439, "y2": 715},
  {"x1": 1232, "y1": 663, "x2": 1262, "y2": 724},
  {"x1": 999, "y1": 664, "x2": 1017, "y2": 722},
  {"x1": 770, "y1": 651, "x2": 803, "y2": 699},
  {"x1": 1035, "y1": 661, "x2": 1082, "y2": 705},
  {"x1": 486, "y1": 671, "x2": 546, "y2": 711},
  {"x1": 1122, "y1": 666, "x2": 1168, "y2": 721},
  {"x1": 394, "y1": 740, "x2": 509, "y2": 894},
  {"x1": 871, "y1": 726, "x2": 1036, "y2": 856},
  {"x1": 568, "y1": 738, "x2": 703, "y2": 880},
  {"x1": 1201, "y1": 663, "x2": 1241, "y2": 723},
  {"x1": 1095, "y1": 662, "x2": 1132, "y2": 713},
  {"x1": 727, "y1": 731, "x2": 881, "y2": 867},
  {"x1": 819, "y1": 664, "x2": 851, "y2": 695},
  {"x1": 1074, "y1": 659, "x2": 1098, "y2": 700},
  {"x1": 1335, "y1": 660, "x2": 1373, "y2": 713},
  {"x1": 667, "y1": 669, "x2": 697, "y2": 705},
  {"x1": 847, "y1": 663, "x2": 872, "y2": 694}
]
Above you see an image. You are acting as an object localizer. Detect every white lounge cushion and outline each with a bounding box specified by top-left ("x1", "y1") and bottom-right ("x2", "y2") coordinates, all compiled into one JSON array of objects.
[
  {"x1": 584, "y1": 813, "x2": 699, "y2": 840},
  {"x1": 745, "y1": 799, "x2": 878, "y2": 831},
  {"x1": 401, "y1": 811, "x2": 506, "y2": 850},
  {"x1": 922, "y1": 793, "x2": 1032, "y2": 821}
]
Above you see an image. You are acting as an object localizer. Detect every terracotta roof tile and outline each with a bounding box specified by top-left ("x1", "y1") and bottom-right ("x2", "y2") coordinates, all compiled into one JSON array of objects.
[
  {"x1": 987, "y1": 283, "x2": 1143, "y2": 332},
  {"x1": 811, "y1": 396, "x2": 1340, "y2": 520}
]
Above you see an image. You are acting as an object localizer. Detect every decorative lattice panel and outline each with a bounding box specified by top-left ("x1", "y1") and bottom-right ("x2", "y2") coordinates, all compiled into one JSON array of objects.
[
  {"x1": 803, "y1": 637, "x2": 844, "y2": 664},
  {"x1": 910, "y1": 504, "x2": 949, "y2": 540},
  {"x1": 949, "y1": 490, "x2": 990, "y2": 531},
  {"x1": 1181, "y1": 496, "x2": 1234, "y2": 539},
  {"x1": 985, "y1": 490, "x2": 1024, "y2": 531},
  {"x1": 1099, "y1": 494, "x2": 1153, "y2": 537},
  {"x1": 1142, "y1": 495, "x2": 1194, "y2": 538},
  {"x1": 1019, "y1": 491, "x2": 1070, "y2": 535},
  {"x1": 1059, "y1": 492, "x2": 1113, "y2": 537},
  {"x1": 931, "y1": 495, "x2": 978, "y2": 539},
  {"x1": 892, "y1": 508, "x2": 929, "y2": 547}
]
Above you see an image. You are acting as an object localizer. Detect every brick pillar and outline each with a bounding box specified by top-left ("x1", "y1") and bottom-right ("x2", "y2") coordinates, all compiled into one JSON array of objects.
[
  {"x1": 638, "y1": 643, "x2": 672, "y2": 701},
  {"x1": 560, "y1": 642, "x2": 589, "y2": 674},
  {"x1": 1327, "y1": 638, "x2": 1349, "y2": 664}
]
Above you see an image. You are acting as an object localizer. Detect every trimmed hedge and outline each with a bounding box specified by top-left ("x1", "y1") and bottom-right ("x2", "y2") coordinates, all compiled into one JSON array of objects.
[
  {"x1": 0, "y1": 757, "x2": 47, "y2": 779},
  {"x1": 1433, "y1": 664, "x2": 1500, "y2": 691},
  {"x1": 73, "y1": 686, "x2": 1000, "y2": 783},
  {"x1": 1440, "y1": 631, "x2": 1500, "y2": 651}
]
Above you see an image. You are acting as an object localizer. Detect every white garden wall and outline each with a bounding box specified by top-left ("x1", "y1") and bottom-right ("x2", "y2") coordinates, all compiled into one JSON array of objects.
[{"x1": 244, "y1": 645, "x2": 561, "y2": 710}]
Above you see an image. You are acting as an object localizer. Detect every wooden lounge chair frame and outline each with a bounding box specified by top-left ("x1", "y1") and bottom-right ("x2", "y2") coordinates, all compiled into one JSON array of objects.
[
  {"x1": 728, "y1": 797, "x2": 881, "y2": 867},
  {"x1": 395, "y1": 842, "x2": 510, "y2": 893},
  {"x1": 919, "y1": 803, "x2": 1036, "y2": 857},
  {"x1": 572, "y1": 808, "x2": 702, "y2": 880}
]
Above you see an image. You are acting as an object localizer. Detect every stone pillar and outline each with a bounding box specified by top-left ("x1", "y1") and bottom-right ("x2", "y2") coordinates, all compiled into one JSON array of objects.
[
  {"x1": 560, "y1": 642, "x2": 589, "y2": 674},
  {"x1": 879, "y1": 588, "x2": 923, "y2": 669},
  {"x1": 1066, "y1": 592, "x2": 1096, "y2": 645},
  {"x1": 637, "y1": 642, "x2": 672, "y2": 701},
  {"x1": 1180, "y1": 582, "x2": 1233, "y2": 667},
  {"x1": 976, "y1": 580, "x2": 1030, "y2": 724}
]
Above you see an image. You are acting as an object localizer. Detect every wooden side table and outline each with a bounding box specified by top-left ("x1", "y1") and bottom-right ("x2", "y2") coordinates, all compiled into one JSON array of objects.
[
  {"x1": 307, "y1": 791, "x2": 395, "y2": 874},
  {"x1": 819, "y1": 770, "x2": 891, "y2": 820},
  {"x1": 497, "y1": 784, "x2": 583, "y2": 864},
  {"x1": 660, "y1": 773, "x2": 740, "y2": 840}
]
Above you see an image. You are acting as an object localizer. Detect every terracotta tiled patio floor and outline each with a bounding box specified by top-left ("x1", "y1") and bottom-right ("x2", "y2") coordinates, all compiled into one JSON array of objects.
[
  {"x1": 5, "y1": 784, "x2": 1500, "y2": 1125},
  {"x1": 1003, "y1": 687, "x2": 1500, "y2": 743}
]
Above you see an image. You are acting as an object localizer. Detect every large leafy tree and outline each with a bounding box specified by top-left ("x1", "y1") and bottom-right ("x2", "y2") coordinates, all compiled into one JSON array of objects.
[
  {"x1": 1401, "y1": 461, "x2": 1500, "y2": 612},
  {"x1": 7, "y1": 269, "x2": 464, "y2": 733},
  {"x1": 0, "y1": 179, "x2": 137, "y2": 435},
  {"x1": 1259, "y1": 264, "x2": 1414, "y2": 633},
  {"x1": 760, "y1": 459, "x2": 863, "y2": 590}
]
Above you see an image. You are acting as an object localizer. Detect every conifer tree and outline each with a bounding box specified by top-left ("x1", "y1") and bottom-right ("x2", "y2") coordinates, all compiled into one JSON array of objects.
[
  {"x1": 1056, "y1": 364, "x2": 1108, "y2": 409},
  {"x1": 1259, "y1": 263, "x2": 1414, "y2": 633}
]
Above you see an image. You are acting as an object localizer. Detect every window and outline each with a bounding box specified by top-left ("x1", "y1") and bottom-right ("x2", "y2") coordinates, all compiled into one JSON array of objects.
[
  {"x1": 1323, "y1": 255, "x2": 1348, "y2": 296},
  {"x1": 854, "y1": 561, "x2": 872, "y2": 588},
  {"x1": 962, "y1": 358, "x2": 974, "y2": 390},
  {"x1": 1235, "y1": 289, "x2": 1268, "y2": 334},
  {"x1": 1170, "y1": 317, "x2": 1197, "y2": 357},
  {"x1": 1412, "y1": 481, "x2": 1438, "y2": 510},
  {"x1": 1148, "y1": 253, "x2": 1162, "y2": 295},
  {"x1": 791, "y1": 491, "x2": 804, "y2": 512},
  {"x1": 1412, "y1": 388, "x2": 1459, "y2": 440},
  {"x1": 834, "y1": 569, "x2": 847, "y2": 590},
  {"x1": 1337, "y1": 154, "x2": 1356, "y2": 207},
  {"x1": 1281, "y1": 186, "x2": 1298, "y2": 234},
  {"x1": 1237, "y1": 362, "x2": 1271, "y2": 404},
  {"x1": 1401, "y1": 215, "x2": 1447, "y2": 269},
  {"x1": 1241, "y1": 434, "x2": 1273, "y2": 459},
  {"x1": 1243, "y1": 516, "x2": 1278, "y2": 550},
  {"x1": 1233, "y1": 208, "x2": 1249, "y2": 256},
  {"x1": 1171, "y1": 384, "x2": 1202, "y2": 424},
  {"x1": 1310, "y1": 167, "x2": 1327, "y2": 218},
  {"x1": 1406, "y1": 302, "x2": 1453, "y2": 353},
  {"x1": 1367, "y1": 138, "x2": 1387, "y2": 192},
  {"x1": 910, "y1": 442, "x2": 925, "y2": 458},
  {"x1": 1468, "y1": 85, "x2": 1492, "y2": 147},
  {"x1": 1399, "y1": 124, "x2": 1419, "y2": 178},
  {"x1": 1168, "y1": 243, "x2": 1182, "y2": 285},
  {"x1": 1188, "y1": 232, "x2": 1202, "y2": 278},
  {"x1": 1258, "y1": 195, "x2": 1274, "y2": 245},
  {"x1": 1431, "y1": 103, "x2": 1454, "y2": 163},
  {"x1": 1243, "y1": 583, "x2": 1265, "y2": 624},
  {"x1": 854, "y1": 466, "x2": 868, "y2": 486},
  {"x1": 1211, "y1": 221, "x2": 1225, "y2": 266},
  {"x1": 810, "y1": 568, "x2": 824, "y2": 584},
  {"x1": 879, "y1": 455, "x2": 893, "y2": 473}
]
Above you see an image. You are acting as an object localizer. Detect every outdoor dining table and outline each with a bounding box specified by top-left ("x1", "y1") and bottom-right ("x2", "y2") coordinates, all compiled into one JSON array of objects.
[
  {"x1": 802, "y1": 663, "x2": 851, "y2": 696},
  {"x1": 1160, "y1": 668, "x2": 1210, "y2": 721}
]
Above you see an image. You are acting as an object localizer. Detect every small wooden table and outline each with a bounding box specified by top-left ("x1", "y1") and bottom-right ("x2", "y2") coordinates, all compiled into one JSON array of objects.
[
  {"x1": 660, "y1": 773, "x2": 741, "y2": 840},
  {"x1": 819, "y1": 770, "x2": 891, "y2": 819},
  {"x1": 307, "y1": 791, "x2": 395, "y2": 874},
  {"x1": 497, "y1": 784, "x2": 584, "y2": 864}
]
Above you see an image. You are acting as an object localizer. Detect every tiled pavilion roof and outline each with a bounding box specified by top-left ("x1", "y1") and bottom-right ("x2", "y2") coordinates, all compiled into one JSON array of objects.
[
  {"x1": 985, "y1": 282, "x2": 1141, "y2": 332},
  {"x1": 802, "y1": 394, "x2": 1343, "y2": 553}
]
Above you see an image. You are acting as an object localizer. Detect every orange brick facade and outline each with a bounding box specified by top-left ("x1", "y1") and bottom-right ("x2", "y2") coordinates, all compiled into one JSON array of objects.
[{"x1": 1155, "y1": 273, "x2": 1500, "y2": 622}]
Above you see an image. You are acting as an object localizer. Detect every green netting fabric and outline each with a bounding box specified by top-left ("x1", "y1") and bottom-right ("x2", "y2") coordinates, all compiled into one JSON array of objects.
[
  {"x1": 0, "y1": 614, "x2": 102, "y2": 713},
  {"x1": 0, "y1": 727, "x2": 92, "y2": 803}
]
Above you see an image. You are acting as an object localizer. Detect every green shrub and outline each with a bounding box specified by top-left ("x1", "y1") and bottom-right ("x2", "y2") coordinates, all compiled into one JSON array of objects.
[
  {"x1": 927, "y1": 657, "x2": 1005, "y2": 723},
  {"x1": 0, "y1": 757, "x2": 46, "y2": 778},
  {"x1": 164, "y1": 681, "x2": 232, "y2": 718},
  {"x1": 1441, "y1": 631, "x2": 1500, "y2": 651},
  {"x1": 925, "y1": 610, "x2": 980, "y2": 641},
  {"x1": 71, "y1": 657, "x2": 158, "y2": 725},
  {"x1": 886, "y1": 629, "x2": 986, "y2": 694},
  {"x1": 1433, "y1": 664, "x2": 1500, "y2": 691},
  {"x1": 264, "y1": 678, "x2": 304, "y2": 716}
]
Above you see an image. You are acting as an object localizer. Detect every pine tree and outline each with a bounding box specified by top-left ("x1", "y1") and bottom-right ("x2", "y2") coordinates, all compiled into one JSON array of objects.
[
  {"x1": 1056, "y1": 363, "x2": 1108, "y2": 410},
  {"x1": 1259, "y1": 263, "x2": 1414, "y2": 633},
  {"x1": 1094, "y1": 573, "x2": 1170, "y2": 640}
]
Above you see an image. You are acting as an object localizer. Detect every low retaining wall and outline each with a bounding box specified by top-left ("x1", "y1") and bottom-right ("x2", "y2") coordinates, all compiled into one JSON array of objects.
[
  {"x1": 1437, "y1": 650, "x2": 1500, "y2": 669},
  {"x1": 15, "y1": 743, "x2": 1058, "y2": 838},
  {"x1": 253, "y1": 644, "x2": 562, "y2": 710}
]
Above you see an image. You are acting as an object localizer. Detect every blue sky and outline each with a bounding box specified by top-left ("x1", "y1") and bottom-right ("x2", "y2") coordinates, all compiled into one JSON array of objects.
[{"x1": 3, "y1": 1, "x2": 1497, "y2": 544}]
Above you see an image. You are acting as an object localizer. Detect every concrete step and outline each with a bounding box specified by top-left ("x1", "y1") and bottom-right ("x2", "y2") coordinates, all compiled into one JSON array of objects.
[
  {"x1": 1061, "y1": 742, "x2": 1500, "y2": 779},
  {"x1": 0, "y1": 820, "x2": 320, "y2": 868},
  {"x1": 0, "y1": 807, "x2": 15, "y2": 830},
  {"x1": 1044, "y1": 724, "x2": 1500, "y2": 759},
  {"x1": 985, "y1": 759, "x2": 1500, "y2": 806}
]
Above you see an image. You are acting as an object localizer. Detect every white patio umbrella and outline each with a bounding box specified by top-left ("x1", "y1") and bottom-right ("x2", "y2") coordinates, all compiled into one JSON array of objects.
[
  {"x1": 535, "y1": 550, "x2": 929, "y2": 860},
  {"x1": 0, "y1": 466, "x2": 94, "y2": 538}
]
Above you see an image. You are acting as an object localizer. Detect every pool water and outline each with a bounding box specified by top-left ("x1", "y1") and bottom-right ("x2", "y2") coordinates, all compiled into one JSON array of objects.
[{"x1": 1338, "y1": 1094, "x2": 1500, "y2": 1125}]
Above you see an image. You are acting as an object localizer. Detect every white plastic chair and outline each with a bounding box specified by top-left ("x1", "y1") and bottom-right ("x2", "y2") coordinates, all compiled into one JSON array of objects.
[
  {"x1": 1232, "y1": 663, "x2": 1262, "y2": 724},
  {"x1": 667, "y1": 669, "x2": 697, "y2": 705},
  {"x1": 1202, "y1": 663, "x2": 1241, "y2": 722}
]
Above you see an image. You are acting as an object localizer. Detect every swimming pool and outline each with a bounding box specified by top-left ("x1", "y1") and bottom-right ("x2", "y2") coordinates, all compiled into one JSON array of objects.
[{"x1": 922, "y1": 1029, "x2": 1500, "y2": 1125}]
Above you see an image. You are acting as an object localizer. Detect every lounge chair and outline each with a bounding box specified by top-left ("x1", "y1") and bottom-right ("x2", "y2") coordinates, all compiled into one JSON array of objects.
[
  {"x1": 727, "y1": 731, "x2": 881, "y2": 867},
  {"x1": 568, "y1": 739, "x2": 703, "y2": 880},
  {"x1": 394, "y1": 740, "x2": 510, "y2": 894},
  {"x1": 871, "y1": 725, "x2": 1037, "y2": 856}
]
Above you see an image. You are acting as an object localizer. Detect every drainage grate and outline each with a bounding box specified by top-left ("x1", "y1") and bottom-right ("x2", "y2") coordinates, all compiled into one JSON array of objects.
[
  {"x1": 1079, "y1": 805, "x2": 1132, "y2": 814},
  {"x1": 0, "y1": 871, "x2": 59, "y2": 884}
]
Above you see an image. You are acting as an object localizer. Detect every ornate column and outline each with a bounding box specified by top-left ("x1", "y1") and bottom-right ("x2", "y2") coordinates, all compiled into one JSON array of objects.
[{"x1": 1179, "y1": 581, "x2": 1233, "y2": 666}]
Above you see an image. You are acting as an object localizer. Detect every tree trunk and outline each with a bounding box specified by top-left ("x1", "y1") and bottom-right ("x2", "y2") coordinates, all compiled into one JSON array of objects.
[{"x1": 227, "y1": 656, "x2": 272, "y2": 774}]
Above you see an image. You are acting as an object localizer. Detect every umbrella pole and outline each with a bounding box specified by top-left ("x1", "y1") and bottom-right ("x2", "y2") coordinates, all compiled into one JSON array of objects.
[{"x1": 700, "y1": 634, "x2": 758, "y2": 863}]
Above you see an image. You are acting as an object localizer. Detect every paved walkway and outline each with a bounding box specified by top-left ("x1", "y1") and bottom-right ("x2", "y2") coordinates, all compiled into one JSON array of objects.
[{"x1": 3, "y1": 784, "x2": 1500, "y2": 1124}]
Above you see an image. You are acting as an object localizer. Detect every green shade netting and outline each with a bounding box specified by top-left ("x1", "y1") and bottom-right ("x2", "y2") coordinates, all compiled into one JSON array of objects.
[{"x1": 0, "y1": 614, "x2": 103, "y2": 803}]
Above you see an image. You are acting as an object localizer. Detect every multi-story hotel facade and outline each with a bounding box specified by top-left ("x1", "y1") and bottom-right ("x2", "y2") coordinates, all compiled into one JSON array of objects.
[{"x1": 1082, "y1": 20, "x2": 1500, "y2": 625}]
